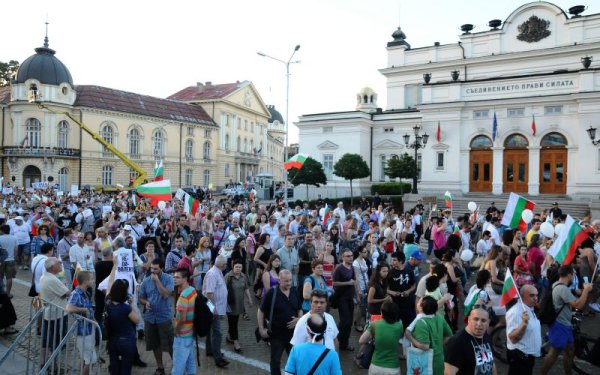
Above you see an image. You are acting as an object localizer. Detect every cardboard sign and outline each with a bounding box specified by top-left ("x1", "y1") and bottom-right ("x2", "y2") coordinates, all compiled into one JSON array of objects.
[{"x1": 70, "y1": 184, "x2": 79, "y2": 197}]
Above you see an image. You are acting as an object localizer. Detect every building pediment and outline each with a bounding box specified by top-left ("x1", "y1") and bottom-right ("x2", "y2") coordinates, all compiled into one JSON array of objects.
[
  {"x1": 374, "y1": 140, "x2": 404, "y2": 149},
  {"x1": 431, "y1": 143, "x2": 449, "y2": 150},
  {"x1": 317, "y1": 140, "x2": 339, "y2": 150}
]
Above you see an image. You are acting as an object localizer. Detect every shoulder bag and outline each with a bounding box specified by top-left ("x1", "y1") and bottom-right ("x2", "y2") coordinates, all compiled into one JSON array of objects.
[
  {"x1": 307, "y1": 348, "x2": 331, "y2": 375},
  {"x1": 406, "y1": 319, "x2": 434, "y2": 375},
  {"x1": 255, "y1": 286, "x2": 277, "y2": 342},
  {"x1": 28, "y1": 258, "x2": 44, "y2": 297}
]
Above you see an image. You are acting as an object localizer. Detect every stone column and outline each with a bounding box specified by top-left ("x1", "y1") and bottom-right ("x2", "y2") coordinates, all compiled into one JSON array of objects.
[
  {"x1": 492, "y1": 146, "x2": 504, "y2": 195},
  {"x1": 528, "y1": 146, "x2": 540, "y2": 196}
]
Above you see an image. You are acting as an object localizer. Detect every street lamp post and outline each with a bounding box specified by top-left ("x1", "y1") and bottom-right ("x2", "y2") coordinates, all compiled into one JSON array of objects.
[
  {"x1": 257, "y1": 45, "x2": 301, "y2": 206},
  {"x1": 403, "y1": 125, "x2": 429, "y2": 194}
]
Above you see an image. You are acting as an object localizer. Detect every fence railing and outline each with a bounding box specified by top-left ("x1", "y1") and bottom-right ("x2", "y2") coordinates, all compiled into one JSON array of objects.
[{"x1": 0, "y1": 297, "x2": 104, "y2": 375}]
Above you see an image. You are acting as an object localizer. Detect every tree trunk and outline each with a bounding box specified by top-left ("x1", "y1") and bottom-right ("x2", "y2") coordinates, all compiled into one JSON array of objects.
[{"x1": 350, "y1": 179, "x2": 354, "y2": 206}]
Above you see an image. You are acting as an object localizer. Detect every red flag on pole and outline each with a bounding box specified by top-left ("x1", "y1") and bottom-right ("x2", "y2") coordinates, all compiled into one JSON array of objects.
[
  {"x1": 531, "y1": 114, "x2": 537, "y2": 136},
  {"x1": 436, "y1": 121, "x2": 441, "y2": 143}
]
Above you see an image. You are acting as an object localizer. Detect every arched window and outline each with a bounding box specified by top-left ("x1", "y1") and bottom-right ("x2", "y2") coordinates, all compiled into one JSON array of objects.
[
  {"x1": 225, "y1": 133, "x2": 230, "y2": 150},
  {"x1": 470, "y1": 135, "x2": 493, "y2": 148},
  {"x1": 237, "y1": 136, "x2": 241, "y2": 152},
  {"x1": 100, "y1": 124, "x2": 114, "y2": 157},
  {"x1": 504, "y1": 134, "x2": 528, "y2": 148},
  {"x1": 185, "y1": 169, "x2": 193, "y2": 186},
  {"x1": 152, "y1": 129, "x2": 165, "y2": 159},
  {"x1": 58, "y1": 167, "x2": 68, "y2": 191},
  {"x1": 185, "y1": 139, "x2": 194, "y2": 159},
  {"x1": 203, "y1": 141, "x2": 211, "y2": 159},
  {"x1": 57, "y1": 121, "x2": 69, "y2": 148},
  {"x1": 102, "y1": 166, "x2": 113, "y2": 185},
  {"x1": 25, "y1": 118, "x2": 41, "y2": 148},
  {"x1": 541, "y1": 132, "x2": 567, "y2": 147},
  {"x1": 129, "y1": 128, "x2": 141, "y2": 158}
]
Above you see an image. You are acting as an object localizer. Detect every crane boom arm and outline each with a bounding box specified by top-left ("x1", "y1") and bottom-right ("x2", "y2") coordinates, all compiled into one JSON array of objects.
[{"x1": 37, "y1": 102, "x2": 149, "y2": 187}]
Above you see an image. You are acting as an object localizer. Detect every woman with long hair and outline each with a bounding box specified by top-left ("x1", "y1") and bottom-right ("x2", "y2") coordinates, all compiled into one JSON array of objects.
[
  {"x1": 328, "y1": 226, "x2": 341, "y2": 254},
  {"x1": 352, "y1": 244, "x2": 370, "y2": 332},
  {"x1": 194, "y1": 236, "x2": 212, "y2": 291},
  {"x1": 31, "y1": 224, "x2": 55, "y2": 256},
  {"x1": 320, "y1": 241, "x2": 337, "y2": 288},
  {"x1": 514, "y1": 244, "x2": 533, "y2": 288},
  {"x1": 253, "y1": 233, "x2": 273, "y2": 298},
  {"x1": 442, "y1": 250, "x2": 461, "y2": 331},
  {"x1": 367, "y1": 262, "x2": 390, "y2": 317},
  {"x1": 256, "y1": 214, "x2": 269, "y2": 232},
  {"x1": 262, "y1": 254, "x2": 281, "y2": 298},
  {"x1": 224, "y1": 260, "x2": 253, "y2": 353},
  {"x1": 230, "y1": 237, "x2": 248, "y2": 274},
  {"x1": 301, "y1": 259, "x2": 329, "y2": 312},
  {"x1": 482, "y1": 245, "x2": 508, "y2": 319}
]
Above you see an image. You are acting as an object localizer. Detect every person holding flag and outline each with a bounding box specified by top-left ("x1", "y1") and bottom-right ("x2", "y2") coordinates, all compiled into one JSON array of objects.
[{"x1": 505, "y1": 283, "x2": 541, "y2": 375}]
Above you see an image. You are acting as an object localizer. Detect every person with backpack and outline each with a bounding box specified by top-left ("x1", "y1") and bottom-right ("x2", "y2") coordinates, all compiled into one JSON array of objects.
[
  {"x1": 172, "y1": 268, "x2": 197, "y2": 375},
  {"x1": 540, "y1": 265, "x2": 593, "y2": 375},
  {"x1": 505, "y1": 284, "x2": 541, "y2": 375}
]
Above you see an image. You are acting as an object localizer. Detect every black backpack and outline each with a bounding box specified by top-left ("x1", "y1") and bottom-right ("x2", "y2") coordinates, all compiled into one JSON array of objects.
[
  {"x1": 538, "y1": 283, "x2": 566, "y2": 325},
  {"x1": 193, "y1": 293, "x2": 213, "y2": 337}
]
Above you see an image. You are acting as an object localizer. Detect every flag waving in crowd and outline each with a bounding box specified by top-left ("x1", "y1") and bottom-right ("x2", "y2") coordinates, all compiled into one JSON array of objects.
[
  {"x1": 154, "y1": 159, "x2": 164, "y2": 181},
  {"x1": 547, "y1": 215, "x2": 588, "y2": 265},
  {"x1": 500, "y1": 269, "x2": 519, "y2": 307},
  {"x1": 444, "y1": 191, "x2": 452, "y2": 208},
  {"x1": 284, "y1": 153, "x2": 308, "y2": 170},
  {"x1": 136, "y1": 179, "x2": 172, "y2": 206},
  {"x1": 501, "y1": 192, "x2": 536, "y2": 233}
]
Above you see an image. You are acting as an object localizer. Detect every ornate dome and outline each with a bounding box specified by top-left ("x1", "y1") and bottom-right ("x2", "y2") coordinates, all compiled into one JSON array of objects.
[
  {"x1": 15, "y1": 37, "x2": 73, "y2": 86},
  {"x1": 267, "y1": 104, "x2": 284, "y2": 124}
]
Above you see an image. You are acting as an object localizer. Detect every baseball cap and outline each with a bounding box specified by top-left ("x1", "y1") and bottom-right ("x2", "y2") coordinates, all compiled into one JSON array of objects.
[
  {"x1": 124, "y1": 224, "x2": 132, "y2": 231},
  {"x1": 15, "y1": 216, "x2": 23, "y2": 221},
  {"x1": 411, "y1": 251, "x2": 424, "y2": 261}
]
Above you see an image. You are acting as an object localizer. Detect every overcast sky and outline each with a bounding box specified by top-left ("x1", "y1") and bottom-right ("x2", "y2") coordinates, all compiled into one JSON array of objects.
[{"x1": 2, "y1": 0, "x2": 596, "y2": 143}]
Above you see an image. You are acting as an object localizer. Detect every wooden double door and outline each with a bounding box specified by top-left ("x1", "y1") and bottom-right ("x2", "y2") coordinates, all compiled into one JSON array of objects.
[
  {"x1": 540, "y1": 148, "x2": 567, "y2": 194},
  {"x1": 503, "y1": 149, "x2": 528, "y2": 193},
  {"x1": 470, "y1": 150, "x2": 492, "y2": 192}
]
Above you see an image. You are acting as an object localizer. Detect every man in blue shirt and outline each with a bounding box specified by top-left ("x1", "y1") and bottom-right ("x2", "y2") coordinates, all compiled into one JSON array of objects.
[
  {"x1": 138, "y1": 259, "x2": 174, "y2": 375},
  {"x1": 284, "y1": 313, "x2": 342, "y2": 375},
  {"x1": 66, "y1": 271, "x2": 97, "y2": 375}
]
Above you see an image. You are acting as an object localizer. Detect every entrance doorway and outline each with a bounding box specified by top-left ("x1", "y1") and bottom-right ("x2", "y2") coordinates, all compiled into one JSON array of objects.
[
  {"x1": 539, "y1": 133, "x2": 567, "y2": 194},
  {"x1": 503, "y1": 134, "x2": 529, "y2": 193},
  {"x1": 23, "y1": 165, "x2": 41, "y2": 188},
  {"x1": 469, "y1": 135, "x2": 493, "y2": 192}
]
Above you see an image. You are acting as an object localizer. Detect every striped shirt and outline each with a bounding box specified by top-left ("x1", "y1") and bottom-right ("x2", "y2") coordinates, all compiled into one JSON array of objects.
[{"x1": 175, "y1": 286, "x2": 197, "y2": 338}]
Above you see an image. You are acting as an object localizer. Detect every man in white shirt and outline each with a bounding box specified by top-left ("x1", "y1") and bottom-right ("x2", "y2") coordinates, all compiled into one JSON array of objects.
[
  {"x1": 476, "y1": 231, "x2": 492, "y2": 257},
  {"x1": 506, "y1": 284, "x2": 542, "y2": 375},
  {"x1": 290, "y1": 289, "x2": 339, "y2": 350},
  {"x1": 128, "y1": 216, "x2": 145, "y2": 243},
  {"x1": 10, "y1": 216, "x2": 31, "y2": 269},
  {"x1": 69, "y1": 232, "x2": 94, "y2": 272},
  {"x1": 488, "y1": 217, "x2": 501, "y2": 246}
]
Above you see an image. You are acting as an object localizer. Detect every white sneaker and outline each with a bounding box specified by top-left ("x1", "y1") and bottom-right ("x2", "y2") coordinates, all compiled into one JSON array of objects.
[{"x1": 589, "y1": 303, "x2": 600, "y2": 313}]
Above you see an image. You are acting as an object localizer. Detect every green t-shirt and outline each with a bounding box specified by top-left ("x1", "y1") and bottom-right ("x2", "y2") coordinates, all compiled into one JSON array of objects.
[
  {"x1": 412, "y1": 314, "x2": 453, "y2": 375},
  {"x1": 371, "y1": 319, "x2": 404, "y2": 369}
]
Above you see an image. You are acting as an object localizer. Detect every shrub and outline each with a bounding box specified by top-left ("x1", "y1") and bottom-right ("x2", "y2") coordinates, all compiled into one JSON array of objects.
[{"x1": 371, "y1": 182, "x2": 412, "y2": 195}]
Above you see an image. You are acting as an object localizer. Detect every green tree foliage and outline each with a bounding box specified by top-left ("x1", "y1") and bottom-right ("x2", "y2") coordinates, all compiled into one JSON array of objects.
[
  {"x1": 0, "y1": 60, "x2": 19, "y2": 87},
  {"x1": 288, "y1": 157, "x2": 327, "y2": 198},
  {"x1": 333, "y1": 153, "x2": 370, "y2": 205},
  {"x1": 384, "y1": 153, "x2": 418, "y2": 180}
]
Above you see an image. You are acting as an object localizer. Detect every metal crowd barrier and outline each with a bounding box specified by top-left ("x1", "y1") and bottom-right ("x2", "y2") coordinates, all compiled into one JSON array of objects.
[{"x1": 0, "y1": 297, "x2": 104, "y2": 375}]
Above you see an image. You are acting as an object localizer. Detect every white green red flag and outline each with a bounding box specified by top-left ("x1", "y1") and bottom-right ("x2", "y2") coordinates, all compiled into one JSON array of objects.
[
  {"x1": 154, "y1": 160, "x2": 164, "y2": 181},
  {"x1": 284, "y1": 153, "x2": 308, "y2": 170},
  {"x1": 444, "y1": 191, "x2": 452, "y2": 208},
  {"x1": 501, "y1": 192, "x2": 536, "y2": 233},
  {"x1": 500, "y1": 269, "x2": 519, "y2": 306},
  {"x1": 548, "y1": 215, "x2": 588, "y2": 265},
  {"x1": 183, "y1": 193, "x2": 200, "y2": 216},
  {"x1": 72, "y1": 262, "x2": 83, "y2": 288},
  {"x1": 137, "y1": 179, "x2": 172, "y2": 206},
  {"x1": 322, "y1": 205, "x2": 331, "y2": 225}
]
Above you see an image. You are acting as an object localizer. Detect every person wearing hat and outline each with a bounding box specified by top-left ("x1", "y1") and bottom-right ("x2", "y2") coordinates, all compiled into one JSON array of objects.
[
  {"x1": 405, "y1": 250, "x2": 424, "y2": 284},
  {"x1": 486, "y1": 202, "x2": 499, "y2": 216},
  {"x1": 9, "y1": 215, "x2": 32, "y2": 270},
  {"x1": 549, "y1": 202, "x2": 562, "y2": 220}
]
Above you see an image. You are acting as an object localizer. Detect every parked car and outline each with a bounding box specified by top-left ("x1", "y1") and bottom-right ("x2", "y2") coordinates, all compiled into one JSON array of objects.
[{"x1": 222, "y1": 186, "x2": 249, "y2": 197}]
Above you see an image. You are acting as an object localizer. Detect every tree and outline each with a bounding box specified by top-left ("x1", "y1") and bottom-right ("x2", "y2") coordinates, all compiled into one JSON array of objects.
[
  {"x1": 384, "y1": 153, "x2": 418, "y2": 195},
  {"x1": 0, "y1": 60, "x2": 19, "y2": 87},
  {"x1": 333, "y1": 153, "x2": 370, "y2": 206},
  {"x1": 288, "y1": 157, "x2": 327, "y2": 199}
]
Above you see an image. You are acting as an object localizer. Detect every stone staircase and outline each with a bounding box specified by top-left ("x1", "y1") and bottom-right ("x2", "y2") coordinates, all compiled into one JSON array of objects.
[{"x1": 433, "y1": 193, "x2": 591, "y2": 220}]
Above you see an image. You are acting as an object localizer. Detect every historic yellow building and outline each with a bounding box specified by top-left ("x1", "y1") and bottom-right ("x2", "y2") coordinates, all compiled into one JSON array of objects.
[{"x1": 0, "y1": 37, "x2": 284, "y2": 191}]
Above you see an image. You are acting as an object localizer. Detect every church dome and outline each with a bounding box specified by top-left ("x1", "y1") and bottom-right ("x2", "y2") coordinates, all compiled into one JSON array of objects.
[
  {"x1": 15, "y1": 37, "x2": 73, "y2": 86},
  {"x1": 267, "y1": 104, "x2": 285, "y2": 124}
]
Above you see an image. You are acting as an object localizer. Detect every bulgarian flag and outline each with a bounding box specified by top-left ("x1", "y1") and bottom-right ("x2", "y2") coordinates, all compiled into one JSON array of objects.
[
  {"x1": 284, "y1": 153, "x2": 308, "y2": 170},
  {"x1": 72, "y1": 262, "x2": 83, "y2": 288},
  {"x1": 436, "y1": 121, "x2": 441, "y2": 143},
  {"x1": 547, "y1": 215, "x2": 588, "y2": 265},
  {"x1": 183, "y1": 193, "x2": 200, "y2": 216},
  {"x1": 444, "y1": 191, "x2": 452, "y2": 208},
  {"x1": 137, "y1": 179, "x2": 172, "y2": 206},
  {"x1": 322, "y1": 205, "x2": 331, "y2": 225},
  {"x1": 531, "y1": 114, "x2": 537, "y2": 136},
  {"x1": 154, "y1": 160, "x2": 164, "y2": 181},
  {"x1": 501, "y1": 192, "x2": 536, "y2": 233},
  {"x1": 499, "y1": 269, "x2": 519, "y2": 307}
]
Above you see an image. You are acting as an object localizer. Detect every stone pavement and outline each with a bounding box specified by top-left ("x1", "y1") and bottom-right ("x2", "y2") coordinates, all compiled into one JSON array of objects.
[{"x1": 1, "y1": 262, "x2": 599, "y2": 374}]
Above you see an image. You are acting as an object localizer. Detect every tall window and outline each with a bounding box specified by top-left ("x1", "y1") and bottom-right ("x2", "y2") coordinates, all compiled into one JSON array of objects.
[
  {"x1": 185, "y1": 169, "x2": 193, "y2": 186},
  {"x1": 205, "y1": 129, "x2": 211, "y2": 138},
  {"x1": 153, "y1": 130, "x2": 165, "y2": 159},
  {"x1": 57, "y1": 121, "x2": 69, "y2": 148},
  {"x1": 58, "y1": 167, "x2": 68, "y2": 191},
  {"x1": 225, "y1": 133, "x2": 230, "y2": 150},
  {"x1": 100, "y1": 124, "x2": 114, "y2": 157},
  {"x1": 244, "y1": 138, "x2": 248, "y2": 153},
  {"x1": 186, "y1": 126, "x2": 194, "y2": 136},
  {"x1": 203, "y1": 142, "x2": 211, "y2": 159},
  {"x1": 250, "y1": 140, "x2": 254, "y2": 153},
  {"x1": 436, "y1": 152, "x2": 445, "y2": 170},
  {"x1": 25, "y1": 118, "x2": 41, "y2": 148},
  {"x1": 323, "y1": 154, "x2": 334, "y2": 180},
  {"x1": 203, "y1": 170, "x2": 210, "y2": 187},
  {"x1": 129, "y1": 128, "x2": 141, "y2": 158},
  {"x1": 102, "y1": 166, "x2": 113, "y2": 185},
  {"x1": 237, "y1": 136, "x2": 241, "y2": 152},
  {"x1": 225, "y1": 164, "x2": 230, "y2": 177},
  {"x1": 185, "y1": 139, "x2": 194, "y2": 160},
  {"x1": 129, "y1": 168, "x2": 137, "y2": 182},
  {"x1": 380, "y1": 155, "x2": 386, "y2": 181}
]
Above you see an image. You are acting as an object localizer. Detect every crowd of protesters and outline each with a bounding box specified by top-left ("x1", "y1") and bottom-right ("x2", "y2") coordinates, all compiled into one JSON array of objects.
[{"x1": 1, "y1": 186, "x2": 600, "y2": 375}]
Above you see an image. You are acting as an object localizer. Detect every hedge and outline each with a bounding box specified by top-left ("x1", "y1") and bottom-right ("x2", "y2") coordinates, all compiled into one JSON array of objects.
[{"x1": 371, "y1": 182, "x2": 412, "y2": 195}]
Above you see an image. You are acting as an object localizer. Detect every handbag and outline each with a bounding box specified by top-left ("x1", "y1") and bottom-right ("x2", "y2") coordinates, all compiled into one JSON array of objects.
[
  {"x1": 226, "y1": 275, "x2": 235, "y2": 307},
  {"x1": 255, "y1": 286, "x2": 277, "y2": 342},
  {"x1": 28, "y1": 258, "x2": 44, "y2": 297},
  {"x1": 307, "y1": 348, "x2": 331, "y2": 375},
  {"x1": 472, "y1": 255, "x2": 484, "y2": 269},
  {"x1": 407, "y1": 320, "x2": 434, "y2": 375}
]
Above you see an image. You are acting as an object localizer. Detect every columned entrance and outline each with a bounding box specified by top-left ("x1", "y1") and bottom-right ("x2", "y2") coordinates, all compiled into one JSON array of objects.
[
  {"x1": 23, "y1": 165, "x2": 41, "y2": 188},
  {"x1": 539, "y1": 133, "x2": 567, "y2": 194},
  {"x1": 503, "y1": 134, "x2": 529, "y2": 193},
  {"x1": 469, "y1": 135, "x2": 493, "y2": 192}
]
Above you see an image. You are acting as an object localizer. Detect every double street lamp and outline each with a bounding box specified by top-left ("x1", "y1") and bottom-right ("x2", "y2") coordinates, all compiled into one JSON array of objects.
[
  {"x1": 403, "y1": 125, "x2": 429, "y2": 194},
  {"x1": 257, "y1": 45, "x2": 301, "y2": 205}
]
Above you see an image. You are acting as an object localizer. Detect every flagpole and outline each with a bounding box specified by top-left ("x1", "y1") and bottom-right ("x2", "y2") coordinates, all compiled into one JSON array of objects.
[{"x1": 590, "y1": 254, "x2": 600, "y2": 282}]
